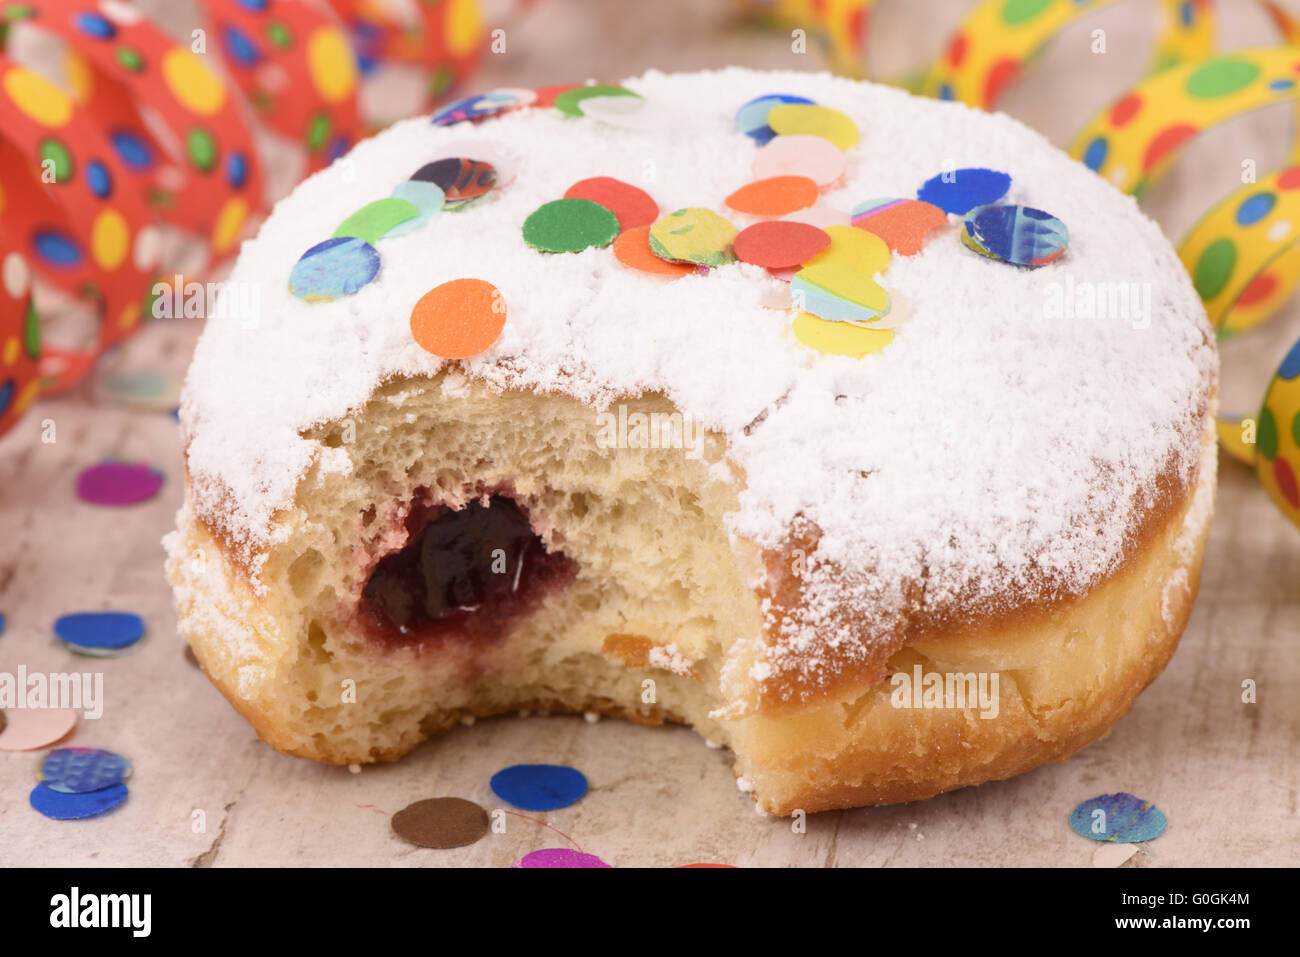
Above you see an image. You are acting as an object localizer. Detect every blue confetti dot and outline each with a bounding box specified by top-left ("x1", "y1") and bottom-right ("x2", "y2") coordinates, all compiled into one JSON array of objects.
[
  {"x1": 289, "y1": 237, "x2": 380, "y2": 302},
  {"x1": 33, "y1": 230, "x2": 83, "y2": 267},
  {"x1": 221, "y1": 24, "x2": 261, "y2": 67},
  {"x1": 917, "y1": 167, "x2": 1012, "y2": 215},
  {"x1": 1235, "y1": 192, "x2": 1275, "y2": 226},
  {"x1": 964, "y1": 203, "x2": 1069, "y2": 267},
  {"x1": 53, "y1": 611, "x2": 145, "y2": 654},
  {"x1": 1069, "y1": 793, "x2": 1167, "y2": 843},
  {"x1": 109, "y1": 129, "x2": 155, "y2": 170},
  {"x1": 86, "y1": 160, "x2": 112, "y2": 199},
  {"x1": 39, "y1": 748, "x2": 132, "y2": 793},
  {"x1": 227, "y1": 152, "x2": 248, "y2": 189},
  {"x1": 30, "y1": 782, "x2": 128, "y2": 820},
  {"x1": 1082, "y1": 136, "x2": 1108, "y2": 172},
  {"x1": 74, "y1": 12, "x2": 116, "y2": 40},
  {"x1": 735, "y1": 93, "x2": 816, "y2": 145},
  {"x1": 490, "y1": 764, "x2": 588, "y2": 811}
]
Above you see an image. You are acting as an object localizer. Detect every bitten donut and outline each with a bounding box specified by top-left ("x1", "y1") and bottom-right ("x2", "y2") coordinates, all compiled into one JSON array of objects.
[{"x1": 164, "y1": 68, "x2": 1218, "y2": 815}]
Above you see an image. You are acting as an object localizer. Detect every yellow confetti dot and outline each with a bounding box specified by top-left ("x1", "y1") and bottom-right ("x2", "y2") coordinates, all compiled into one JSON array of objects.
[
  {"x1": 162, "y1": 49, "x2": 227, "y2": 116},
  {"x1": 211, "y1": 196, "x2": 250, "y2": 255},
  {"x1": 792, "y1": 313, "x2": 893, "y2": 358},
  {"x1": 768, "y1": 104, "x2": 860, "y2": 151},
  {"x1": 3, "y1": 67, "x2": 74, "y2": 127},
  {"x1": 446, "y1": 0, "x2": 484, "y2": 58},
  {"x1": 4, "y1": 337, "x2": 18, "y2": 366},
  {"x1": 803, "y1": 225, "x2": 890, "y2": 274},
  {"x1": 306, "y1": 27, "x2": 357, "y2": 105},
  {"x1": 91, "y1": 209, "x2": 129, "y2": 271}
]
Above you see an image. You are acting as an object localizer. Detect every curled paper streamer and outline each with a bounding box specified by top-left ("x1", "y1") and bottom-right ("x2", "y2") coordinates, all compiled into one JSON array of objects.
[{"x1": 0, "y1": 234, "x2": 40, "y2": 437}]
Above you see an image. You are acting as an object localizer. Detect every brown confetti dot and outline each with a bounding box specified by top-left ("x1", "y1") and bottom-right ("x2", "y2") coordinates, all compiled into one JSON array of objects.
[{"x1": 392, "y1": 797, "x2": 489, "y2": 849}]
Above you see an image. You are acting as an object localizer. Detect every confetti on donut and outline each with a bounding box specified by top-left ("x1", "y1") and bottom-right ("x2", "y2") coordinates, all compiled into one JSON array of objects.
[
  {"x1": 412, "y1": 156, "x2": 498, "y2": 208},
  {"x1": 726, "y1": 175, "x2": 820, "y2": 217},
  {"x1": 1069, "y1": 793, "x2": 1167, "y2": 843},
  {"x1": 289, "y1": 237, "x2": 381, "y2": 302},
  {"x1": 648, "y1": 208, "x2": 739, "y2": 267},
  {"x1": 792, "y1": 263, "x2": 889, "y2": 325},
  {"x1": 612, "y1": 226, "x2": 697, "y2": 279},
  {"x1": 563, "y1": 177, "x2": 659, "y2": 231},
  {"x1": 523, "y1": 198, "x2": 620, "y2": 253},
  {"x1": 917, "y1": 167, "x2": 1011, "y2": 215},
  {"x1": 578, "y1": 94, "x2": 671, "y2": 130},
  {"x1": 850, "y1": 197, "x2": 949, "y2": 255},
  {"x1": 735, "y1": 92, "x2": 815, "y2": 145},
  {"x1": 409, "y1": 278, "x2": 506, "y2": 359},
  {"x1": 962, "y1": 204, "x2": 1070, "y2": 267},
  {"x1": 333, "y1": 198, "x2": 421, "y2": 244},
  {"x1": 802, "y1": 225, "x2": 891, "y2": 274},
  {"x1": 553, "y1": 84, "x2": 640, "y2": 117},
  {"x1": 767, "y1": 103, "x2": 860, "y2": 150},
  {"x1": 734, "y1": 221, "x2": 831, "y2": 269},
  {"x1": 752, "y1": 134, "x2": 847, "y2": 187},
  {"x1": 792, "y1": 312, "x2": 894, "y2": 358},
  {"x1": 432, "y1": 89, "x2": 530, "y2": 125}
]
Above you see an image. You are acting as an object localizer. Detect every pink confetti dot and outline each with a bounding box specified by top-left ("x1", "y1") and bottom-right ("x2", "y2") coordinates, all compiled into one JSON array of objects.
[
  {"x1": 75, "y1": 462, "x2": 164, "y2": 506},
  {"x1": 512, "y1": 848, "x2": 610, "y2": 868}
]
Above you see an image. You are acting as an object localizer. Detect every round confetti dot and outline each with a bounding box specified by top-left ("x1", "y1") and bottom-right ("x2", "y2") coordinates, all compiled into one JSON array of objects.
[
  {"x1": 767, "y1": 103, "x2": 859, "y2": 150},
  {"x1": 409, "y1": 278, "x2": 506, "y2": 359},
  {"x1": 753, "y1": 134, "x2": 846, "y2": 187},
  {"x1": 792, "y1": 262, "x2": 889, "y2": 324},
  {"x1": 432, "y1": 91, "x2": 516, "y2": 125},
  {"x1": 54, "y1": 611, "x2": 145, "y2": 654},
  {"x1": 963, "y1": 204, "x2": 1069, "y2": 267},
  {"x1": 75, "y1": 461, "x2": 163, "y2": 506},
  {"x1": 0, "y1": 707, "x2": 76, "y2": 751},
  {"x1": 733, "y1": 221, "x2": 830, "y2": 269},
  {"x1": 1186, "y1": 58, "x2": 1261, "y2": 98},
  {"x1": 306, "y1": 26, "x2": 356, "y2": 104},
  {"x1": 30, "y1": 782, "x2": 128, "y2": 821},
  {"x1": 1069, "y1": 793, "x2": 1167, "y2": 843},
  {"x1": 38, "y1": 748, "x2": 132, "y2": 793},
  {"x1": 523, "y1": 198, "x2": 619, "y2": 253},
  {"x1": 289, "y1": 237, "x2": 380, "y2": 302},
  {"x1": 333, "y1": 198, "x2": 420, "y2": 244},
  {"x1": 917, "y1": 168, "x2": 1011, "y2": 215},
  {"x1": 162, "y1": 48, "x2": 226, "y2": 115},
  {"x1": 33, "y1": 230, "x2": 82, "y2": 268},
  {"x1": 1193, "y1": 238, "x2": 1236, "y2": 300},
  {"x1": 383, "y1": 181, "x2": 444, "y2": 239},
  {"x1": 802, "y1": 225, "x2": 890, "y2": 274},
  {"x1": 513, "y1": 848, "x2": 610, "y2": 868},
  {"x1": 490, "y1": 763, "x2": 588, "y2": 811},
  {"x1": 648, "y1": 208, "x2": 738, "y2": 267},
  {"x1": 577, "y1": 94, "x2": 670, "y2": 130},
  {"x1": 563, "y1": 177, "x2": 658, "y2": 231},
  {"x1": 725, "y1": 175, "x2": 818, "y2": 217},
  {"x1": 735, "y1": 93, "x2": 815, "y2": 145},
  {"x1": 391, "y1": 797, "x2": 489, "y2": 848},
  {"x1": 849, "y1": 198, "x2": 948, "y2": 256},
  {"x1": 412, "y1": 157, "x2": 496, "y2": 208},
  {"x1": 552, "y1": 84, "x2": 639, "y2": 117},
  {"x1": 792, "y1": 312, "x2": 893, "y2": 359},
  {"x1": 612, "y1": 226, "x2": 696, "y2": 278}
]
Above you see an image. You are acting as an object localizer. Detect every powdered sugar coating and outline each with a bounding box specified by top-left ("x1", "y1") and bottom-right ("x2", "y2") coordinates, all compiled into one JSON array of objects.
[{"x1": 180, "y1": 68, "x2": 1215, "y2": 677}]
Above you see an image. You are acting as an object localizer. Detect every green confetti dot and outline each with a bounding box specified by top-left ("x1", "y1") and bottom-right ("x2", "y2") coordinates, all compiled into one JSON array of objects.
[
  {"x1": 553, "y1": 84, "x2": 640, "y2": 118},
  {"x1": 115, "y1": 46, "x2": 144, "y2": 72},
  {"x1": 522, "y1": 198, "x2": 619, "y2": 253},
  {"x1": 39, "y1": 138, "x2": 74, "y2": 183},
  {"x1": 333, "y1": 198, "x2": 420, "y2": 244},
  {"x1": 266, "y1": 21, "x2": 292, "y2": 49},
  {"x1": 1186, "y1": 59, "x2": 1261, "y2": 99},
  {"x1": 1258, "y1": 405, "x2": 1278, "y2": 461},
  {"x1": 1001, "y1": 0, "x2": 1052, "y2": 26},
  {"x1": 186, "y1": 127, "x2": 217, "y2": 172},
  {"x1": 1193, "y1": 238, "x2": 1236, "y2": 300},
  {"x1": 22, "y1": 298, "x2": 39, "y2": 359},
  {"x1": 307, "y1": 111, "x2": 331, "y2": 151}
]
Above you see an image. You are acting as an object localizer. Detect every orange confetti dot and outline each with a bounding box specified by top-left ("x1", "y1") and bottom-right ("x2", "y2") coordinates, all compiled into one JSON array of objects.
[
  {"x1": 725, "y1": 176, "x2": 819, "y2": 217},
  {"x1": 410, "y1": 278, "x2": 506, "y2": 359},
  {"x1": 612, "y1": 226, "x2": 696, "y2": 278}
]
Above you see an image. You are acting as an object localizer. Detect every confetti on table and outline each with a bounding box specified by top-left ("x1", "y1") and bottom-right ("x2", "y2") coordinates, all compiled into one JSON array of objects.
[
  {"x1": 512, "y1": 848, "x2": 610, "y2": 868},
  {"x1": 725, "y1": 176, "x2": 819, "y2": 217},
  {"x1": 563, "y1": 177, "x2": 658, "y2": 232},
  {"x1": 38, "y1": 748, "x2": 132, "y2": 794},
  {"x1": 490, "y1": 763, "x2": 588, "y2": 811},
  {"x1": 411, "y1": 157, "x2": 497, "y2": 209},
  {"x1": 54, "y1": 611, "x2": 145, "y2": 656},
  {"x1": 75, "y1": 461, "x2": 164, "y2": 506},
  {"x1": 917, "y1": 167, "x2": 1011, "y2": 215},
  {"x1": 0, "y1": 708, "x2": 77, "y2": 752},
  {"x1": 802, "y1": 225, "x2": 891, "y2": 275},
  {"x1": 553, "y1": 84, "x2": 640, "y2": 117},
  {"x1": 391, "y1": 797, "x2": 489, "y2": 848},
  {"x1": 332, "y1": 198, "x2": 420, "y2": 244},
  {"x1": 735, "y1": 93, "x2": 815, "y2": 145},
  {"x1": 30, "y1": 782, "x2": 128, "y2": 821},
  {"x1": 523, "y1": 198, "x2": 620, "y2": 253},
  {"x1": 612, "y1": 227, "x2": 697, "y2": 279},
  {"x1": 678, "y1": 862, "x2": 737, "y2": 868},
  {"x1": 1069, "y1": 793, "x2": 1167, "y2": 843},
  {"x1": 792, "y1": 263, "x2": 889, "y2": 324},
  {"x1": 792, "y1": 312, "x2": 894, "y2": 358},
  {"x1": 850, "y1": 198, "x2": 949, "y2": 256},
  {"x1": 648, "y1": 208, "x2": 738, "y2": 267},
  {"x1": 752, "y1": 134, "x2": 846, "y2": 188},
  {"x1": 734, "y1": 221, "x2": 831, "y2": 269},
  {"x1": 288, "y1": 237, "x2": 380, "y2": 302},
  {"x1": 963, "y1": 204, "x2": 1069, "y2": 267},
  {"x1": 409, "y1": 278, "x2": 506, "y2": 360},
  {"x1": 767, "y1": 103, "x2": 859, "y2": 150}
]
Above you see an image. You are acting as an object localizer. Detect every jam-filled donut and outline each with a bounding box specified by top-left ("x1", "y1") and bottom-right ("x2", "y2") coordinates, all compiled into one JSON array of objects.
[{"x1": 164, "y1": 68, "x2": 1217, "y2": 815}]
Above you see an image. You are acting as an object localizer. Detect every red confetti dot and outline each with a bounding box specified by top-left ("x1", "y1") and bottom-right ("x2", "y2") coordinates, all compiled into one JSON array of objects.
[
  {"x1": 947, "y1": 33, "x2": 968, "y2": 69},
  {"x1": 1142, "y1": 123, "x2": 1198, "y2": 173},
  {"x1": 1235, "y1": 271, "x2": 1277, "y2": 307},
  {"x1": 532, "y1": 83, "x2": 582, "y2": 108},
  {"x1": 1275, "y1": 457, "x2": 1300, "y2": 508},
  {"x1": 1109, "y1": 92, "x2": 1143, "y2": 128},
  {"x1": 563, "y1": 177, "x2": 658, "y2": 232},
  {"x1": 984, "y1": 57, "x2": 1020, "y2": 106},
  {"x1": 733, "y1": 221, "x2": 831, "y2": 269},
  {"x1": 1277, "y1": 166, "x2": 1300, "y2": 191}
]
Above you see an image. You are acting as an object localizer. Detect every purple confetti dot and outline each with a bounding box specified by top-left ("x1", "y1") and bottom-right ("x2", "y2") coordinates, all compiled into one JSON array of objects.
[
  {"x1": 512, "y1": 848, "x2": 610, "y2": 868},
  {"x1": 76, "y1": 461, "x2": 164, "y2": 506}
]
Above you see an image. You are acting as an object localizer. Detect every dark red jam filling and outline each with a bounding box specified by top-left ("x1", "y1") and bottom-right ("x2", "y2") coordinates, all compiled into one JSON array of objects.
[{"x1": 361, "y1": 495, "x2": 575, "y2": 647}]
